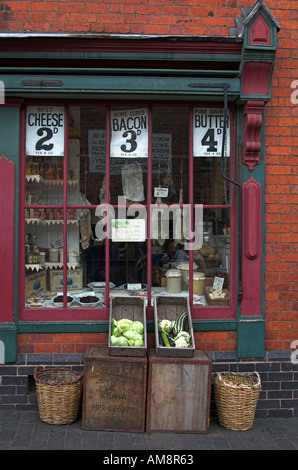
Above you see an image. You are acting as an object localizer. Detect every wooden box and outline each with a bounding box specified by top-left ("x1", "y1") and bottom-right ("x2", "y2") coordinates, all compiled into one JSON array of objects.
[
  {"x1": 82, "y1": 347, "x2": 147, "y2": 432},
  {"x1": 109, "y1": 296, "x2": 147, "y2": 357},
  {"x1": 146, "y1": 349, "x2": 212, "y2": 433},
  {"x1": 25, "y1": 270, "x2": 46, "y2": 299},
  {"x1": 154, "y1": 295, "x2": 195, "y2": 358},
  {"x1": 49, "y1": 267, "x2": 83, "y2": 292}
]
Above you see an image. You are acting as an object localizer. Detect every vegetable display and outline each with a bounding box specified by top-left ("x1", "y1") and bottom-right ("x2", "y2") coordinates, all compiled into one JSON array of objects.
[
  {"x1": 158, "y1": 312, "x2": 191, "y2": 349},
  {"x1": 110, "y1": 318, "x2": 144, "y2": 347}
]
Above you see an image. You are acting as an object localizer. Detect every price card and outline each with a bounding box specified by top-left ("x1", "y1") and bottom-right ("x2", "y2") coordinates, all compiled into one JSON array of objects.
[
  {"x1": 212, "y1": 276, "x2": 224, "y2": 290},
  {"x1": 26, "y1": 106, "x2": 65, "y2": 156},
  {"x1": 154, "y1": 187, "x2": 169, "y2": 198},
  {"x1": 127, "y1": 283, "x2": 142, "y2": 290}
]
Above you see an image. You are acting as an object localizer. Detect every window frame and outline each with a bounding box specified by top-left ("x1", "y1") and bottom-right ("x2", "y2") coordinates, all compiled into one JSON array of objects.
[{"x1": 19, "y1": 99, "x2": 238, "y2": 322}]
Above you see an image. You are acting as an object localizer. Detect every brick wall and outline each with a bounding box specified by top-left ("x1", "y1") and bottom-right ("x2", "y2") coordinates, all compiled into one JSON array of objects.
[
  {"x1": 0, "y1": 0, "x2": 297, "y2": 353},
  {"x1": 17, "y1": 332, "x2": 237, "y2": 355},
  {"x1": 1, "y1": 350, "x2": 297, "y2": 417}
]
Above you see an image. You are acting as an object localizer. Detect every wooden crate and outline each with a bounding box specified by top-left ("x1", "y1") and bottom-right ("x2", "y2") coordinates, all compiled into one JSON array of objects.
[
  {"x1": 154, "y1": 295, "x2": 195, "y2": 358},
  {"x1": 82, "y1": 347, "x2": 147, "y2": 432},
  {"x1": 109, "y1": 296, "x2": 147, "y2": 357},
  {"x1": 146, "y1": 349, "x2": 212, "y2": 433},
  {"x1": 49, "y1": 267, "x2": 83, "y2": 292}
]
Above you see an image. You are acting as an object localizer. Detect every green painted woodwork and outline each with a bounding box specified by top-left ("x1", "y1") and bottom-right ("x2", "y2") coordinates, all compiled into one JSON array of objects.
[
  {"x1": 0, "y1": 324, "x2": 18, "y2": 363},
  {"x1": 0, "y1": 67, "x2": 240, "y2": 77},
  {"x1": 0, "y1": 50, "x2": 241, "y2": 64},
  {"x1": 0, "y1": 106, "x2": 21, "y2": 162},
  {"x1": 1, "y1": 74, "x2": 241, "y2": 100},
  {"x1": 237, "y1": 318, "x2": 265, "y2": 358},
  {"x1": 17, "y1": 319, "x2": 237, "y2": 334}
]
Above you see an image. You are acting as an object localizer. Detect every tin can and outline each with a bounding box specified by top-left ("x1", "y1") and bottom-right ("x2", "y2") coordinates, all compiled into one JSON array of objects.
[
  {"x1": 56, "y1": 167, "x2": 63, "y2": 179},
  {"x1": 68, "y1": 168, "x2": 75, "y2": 180},
  {"x1": 49, "y1": 248, "x2": 59, "y2": 262}
]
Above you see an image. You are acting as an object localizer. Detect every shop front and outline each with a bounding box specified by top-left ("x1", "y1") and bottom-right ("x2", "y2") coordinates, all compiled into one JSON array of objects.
[{"x1": 0, "y1": 1, "x2": 284, "y2": 413}]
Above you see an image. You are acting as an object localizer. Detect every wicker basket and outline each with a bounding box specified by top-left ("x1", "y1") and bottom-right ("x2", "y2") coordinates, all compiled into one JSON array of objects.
[
  {"x1": 214, "y1": 372, "x2": 261, "y2": 431},
  {"x1": 205, "y1": 287, "x2": 229, "y2": 306},
  {"x1": 34, "y1": 367, "x2": 83, "y2": 425}
]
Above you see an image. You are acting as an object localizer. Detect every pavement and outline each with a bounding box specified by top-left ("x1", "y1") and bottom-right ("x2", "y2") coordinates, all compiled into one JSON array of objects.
[{"x1": 0, "y1": 409, "x2": 297, "y2": 452}]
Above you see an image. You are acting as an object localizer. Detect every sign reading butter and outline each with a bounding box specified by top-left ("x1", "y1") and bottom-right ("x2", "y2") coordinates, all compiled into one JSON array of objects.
[
  {"x1": 110, "y1": 108, "x2": 148, "y2": 159},
  {"x1": 26, "y1": 106, "x2": 65, "y2": 156},
  {"x1": 193, "y1": 108, "x2": 230, "y2": 157}
]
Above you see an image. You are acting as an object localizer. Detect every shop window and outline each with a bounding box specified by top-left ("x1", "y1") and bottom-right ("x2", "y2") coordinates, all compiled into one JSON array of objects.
[{"x1": 22, "y1": 103, "x2": 236, "y2": 320}]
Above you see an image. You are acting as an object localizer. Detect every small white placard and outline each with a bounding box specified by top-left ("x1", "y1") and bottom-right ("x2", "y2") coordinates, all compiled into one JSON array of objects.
[
  {"x1": 127, "y1": 283, "x2": 142, "y2": 290},
  {"x1": 154, "y1": 187, "x2": 169, "y2": 198},
  {"x1": 212, "y1": 276, "x2": 224, "y2": 291}
]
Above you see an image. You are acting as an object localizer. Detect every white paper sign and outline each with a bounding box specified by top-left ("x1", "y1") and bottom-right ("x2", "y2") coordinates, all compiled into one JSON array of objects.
[
  {"x1": 88, "y1": 129, "x2": 106, "y2": 173},
  {"x1": 212, "y1": 276, "x2": 225, "y2": 291},
  {"x1": 127, "y1": 283, "x2": 142, "y2": 290},
  {"x1": 110, "y1": 108, "x2": 148, "y2": 158},
  {"x1": 111, "y1": 219, "x2": 146, "y2": 242},
  {"x1": 26, "y1": 106, "x2": 65, "y2": 156},
  {"x1": 193, "y1": 108, "x2": 230, "y2": 157},
  {"x1": 154, "y1": 187, "x2": 169, "y2": 198}
]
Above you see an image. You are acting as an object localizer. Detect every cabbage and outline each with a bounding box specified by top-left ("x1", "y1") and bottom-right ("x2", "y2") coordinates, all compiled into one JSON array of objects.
[
  {"x1": 110, "y1": 335, "x2": 129, "y2": 346},
  {"x1": 123, "y1": 330, "x2": 143, "y2": 342},
  {"x1": 111, "y1": 318, "x2": 144, "y2": 347},
  {"x1": 112, "y1": 318, "x2": 132, "y2": 337},
  {"x1": 130, "y1": 320, "x2": 144, "y2": 335}
]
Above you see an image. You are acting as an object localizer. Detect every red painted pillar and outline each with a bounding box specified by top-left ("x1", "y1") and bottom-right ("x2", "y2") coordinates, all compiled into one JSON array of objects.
[
  {"x1": 0, "y1": 153, "x2": 15, "y2": 322},
  {"x1": 241, "y1": 176, "x2": 262, "y2": 316}
]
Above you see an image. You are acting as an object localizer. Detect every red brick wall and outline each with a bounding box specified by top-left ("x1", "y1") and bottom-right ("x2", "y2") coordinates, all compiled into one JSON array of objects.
[
  {"x1": 1, "y1": 0, "x2": 296, "y2": 353},
  {"x1": 18, "y1": 331, "x2": 237, "y2": 354}
]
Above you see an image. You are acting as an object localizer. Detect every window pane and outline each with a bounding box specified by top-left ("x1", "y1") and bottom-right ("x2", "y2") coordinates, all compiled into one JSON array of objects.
[
  {"x1": 193, "y1": 158, "x2": 229, "y2": 205},
  {"x1": 109, "y1": 209, "x2": 148, "y2": 292},
  {"x1": 152, "y1": 107, "x2": 189, "y2": 205},
  {"x1": 150, "y1": 107, "x2": 189, "y2": 304},
  {"x1": 68, "y1": 106, "x2": 106, "y2": 205},
  {"x1": 25, "y1": 217, "x2": 66, "y2": 307},
  {"x1": 66, "y1": 107, "x2": 107, "y2": 306},
  {"x1": 192, "y1": 208, "x2": 230, "y2": 306},
  {"x1": 110, "y1": 107, "x2": 148, "y2": 205},
  {"x1": 25, "y1": 105, "x2": 66, "y2": 308}
]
